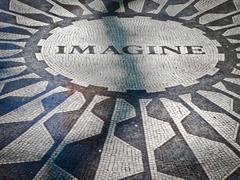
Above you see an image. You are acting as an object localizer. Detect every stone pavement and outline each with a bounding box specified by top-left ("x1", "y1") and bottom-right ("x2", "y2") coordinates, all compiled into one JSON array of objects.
[{"x1": 0, "y1": 0, "x2": 240, "y2": 179}]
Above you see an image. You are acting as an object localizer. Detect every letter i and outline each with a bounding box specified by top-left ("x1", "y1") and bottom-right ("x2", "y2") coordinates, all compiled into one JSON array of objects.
[{"x1": 56, "y1": 46, "x2": 66, "y2": 54}]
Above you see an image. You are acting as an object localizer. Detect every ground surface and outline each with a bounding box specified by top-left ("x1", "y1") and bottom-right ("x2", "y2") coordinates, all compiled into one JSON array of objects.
[{"x1": 1, "y1": 0, "x2": 240, "y2": 179}]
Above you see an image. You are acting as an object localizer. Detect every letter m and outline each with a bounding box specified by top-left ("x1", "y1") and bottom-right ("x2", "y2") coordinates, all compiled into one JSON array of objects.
[{"x1": 70, "y1": 46, "x2": 95, "y2": 54}]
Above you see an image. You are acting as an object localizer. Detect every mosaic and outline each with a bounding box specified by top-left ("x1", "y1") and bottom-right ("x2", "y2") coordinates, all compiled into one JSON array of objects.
[{"x1": 0, "y1": 0, "x2": 240, "y2": 179}]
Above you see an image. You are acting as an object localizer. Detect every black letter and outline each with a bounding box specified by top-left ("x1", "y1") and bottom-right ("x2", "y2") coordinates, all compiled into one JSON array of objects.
[
  {"x1": 122, "y1": 45, "x2": 143, "y2": 54},
  {"x1": 185, "y1": 46, "x2": 205, "y2": 54},
  {"x1": 56, "y1": 46, "x2": 66, "y2": 54},
  {"x1": 160, "y1": 46, "x2": 181, "y2": 55},
  {"x1": 101, "y1": 46, "x2": 121, "y2": 54},
  {"x1": 148, "y1": 46, "x2": 157, "y2": 54},
  {"x1": 70, "y1": 46, "x2": 95, "y2": 54}
]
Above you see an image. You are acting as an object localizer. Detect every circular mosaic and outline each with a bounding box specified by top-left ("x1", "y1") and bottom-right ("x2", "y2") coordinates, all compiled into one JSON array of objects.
[
  {"x1": 24, "y1": 11, "x2": 235, "y2": 97},
  {"x1": 39, "y1": 16, "x2": 221, "y2": 92}
]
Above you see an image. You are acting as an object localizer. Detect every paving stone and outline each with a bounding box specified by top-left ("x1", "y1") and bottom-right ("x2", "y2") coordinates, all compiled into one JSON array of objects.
[{"x1": 1, "y1": 0, "x2": 240, "y2": 179}]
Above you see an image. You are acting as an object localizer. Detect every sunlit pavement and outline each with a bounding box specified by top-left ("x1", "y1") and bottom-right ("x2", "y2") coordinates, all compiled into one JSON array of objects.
[{"x1": 1, "y1": 0, "x2": 240, "y2": 179}]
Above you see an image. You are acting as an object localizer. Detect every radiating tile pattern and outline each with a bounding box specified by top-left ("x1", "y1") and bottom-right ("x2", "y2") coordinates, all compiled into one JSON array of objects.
[{"x1": 0, "y1": 0, "x2": 240, "y2": 179}]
